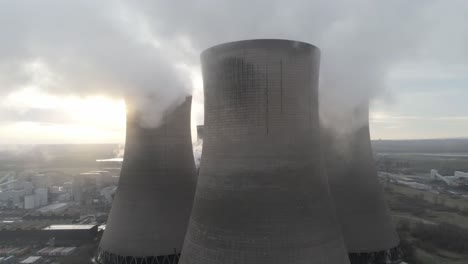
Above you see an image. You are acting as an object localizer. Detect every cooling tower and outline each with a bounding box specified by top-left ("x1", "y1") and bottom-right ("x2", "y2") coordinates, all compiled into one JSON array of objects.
[
  {"x1": 97, "y1": 97, "x2": 197, "y2": 264},
  {"x1": 323, "y1": 106, "x2": 401, "y2": 264},
  {"x1": 179, "y1": 39, "x2": 350, "y2": 264}
]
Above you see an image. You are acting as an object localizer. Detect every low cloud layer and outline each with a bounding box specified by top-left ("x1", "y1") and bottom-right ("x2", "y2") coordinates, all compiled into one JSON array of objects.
[
  {"x1": 0, "y1": 1, "x2": 192, "y2": 128},
  {"x1": 1, "y1": 0, "x2": 467, "y2": 135}
]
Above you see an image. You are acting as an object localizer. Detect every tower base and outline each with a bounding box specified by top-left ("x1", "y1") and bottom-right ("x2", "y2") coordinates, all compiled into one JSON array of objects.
[
  {"x1": 96, "y1": 248, "x2": 180, "y2": 264},
  {"x1": 348, "y1": 245, "x2": 402, "y2": 264}
]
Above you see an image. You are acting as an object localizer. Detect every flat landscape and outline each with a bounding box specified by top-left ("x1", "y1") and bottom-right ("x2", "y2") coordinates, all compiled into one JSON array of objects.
[
  {"x1": 1, "y1": 140, "x2": 468, "y2": 263},
  {"x1": 376, "y1": 139, "x2": 468, "y2": 263}
]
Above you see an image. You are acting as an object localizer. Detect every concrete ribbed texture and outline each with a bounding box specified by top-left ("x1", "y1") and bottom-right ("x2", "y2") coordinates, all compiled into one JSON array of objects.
[
  {"x1": 99, "y1": 97, "x2": 197, "y2": 260},
  {"x1": 180, "y1": 39, "x2": 350, "y2": 264},
  {"x1": 323, "y1": 105, "x2": 400, "y2": 255}
]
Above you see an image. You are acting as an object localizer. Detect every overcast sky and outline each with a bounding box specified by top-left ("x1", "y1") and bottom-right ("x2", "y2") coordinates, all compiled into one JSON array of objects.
[{"x1": 0, "y1": 0, "x2": 467, "y2": 144}]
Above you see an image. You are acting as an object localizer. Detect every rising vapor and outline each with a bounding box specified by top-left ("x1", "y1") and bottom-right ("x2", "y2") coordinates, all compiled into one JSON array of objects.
[
  {"x1": 0, "y1": 0, "x2": 467, "y2": 134},
  {"x1": 0, "y1": 1, "x2": 192, "y2": 128}
]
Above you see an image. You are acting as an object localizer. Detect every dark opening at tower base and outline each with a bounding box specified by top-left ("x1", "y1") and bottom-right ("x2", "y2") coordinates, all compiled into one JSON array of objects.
[
  {"x1": 348, "y1": 245, "x2": 402, "y2": 264},
  {"x1": 96, "y1": 248, "x2": 180, "y2": 264}
]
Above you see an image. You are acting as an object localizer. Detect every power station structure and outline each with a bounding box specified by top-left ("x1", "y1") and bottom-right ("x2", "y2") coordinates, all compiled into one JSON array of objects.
[
  {"x1": 180, "y1": 39, "x2": 350, "y2": 264},
  {"x1": 97, "y1": 97, "x2": 197, "y2": 264},
  {"x1": 323, "y1": 105, "x2": 401, "y2": 264}
]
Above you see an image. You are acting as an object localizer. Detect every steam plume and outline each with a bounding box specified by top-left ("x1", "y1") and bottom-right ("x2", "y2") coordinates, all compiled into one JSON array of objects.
[
  {"x1": 0, "y1": 1, "x2": 192, "y2": 128},
  {"x1": 1, "y1": 0, "x2": 467, "y2": 134}
]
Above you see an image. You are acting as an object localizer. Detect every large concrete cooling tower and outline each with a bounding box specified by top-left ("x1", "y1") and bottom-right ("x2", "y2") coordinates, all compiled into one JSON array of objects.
[
  {"x1": 97, "y1": 97, "x2": 197, "y2": 264},
  {"x1": 179, "y1": 39, "x2": 350, "y2": 264},
  {"x1": 323, "y1": 105, "x2": 401, "y2": 264}
]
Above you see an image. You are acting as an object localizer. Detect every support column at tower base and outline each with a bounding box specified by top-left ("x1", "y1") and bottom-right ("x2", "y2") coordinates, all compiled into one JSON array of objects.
[
  {"x1": 96, "y1": 247, "x2": 180, "y2": 264},
  {"x1": 348, "y1": 245, "x2": 402, "y2": 264}
]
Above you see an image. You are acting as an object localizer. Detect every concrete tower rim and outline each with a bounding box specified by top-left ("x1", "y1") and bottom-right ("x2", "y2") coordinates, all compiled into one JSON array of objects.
[{"x1": 201, "y1": 39, "x2": 320, "y2": 58}]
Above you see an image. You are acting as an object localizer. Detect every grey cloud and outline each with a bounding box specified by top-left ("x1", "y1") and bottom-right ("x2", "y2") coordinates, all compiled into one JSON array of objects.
[
  {"x1": 1, "y1": 0, "x2": 468, "y2": 132},
  {"x1": 0, "y1": 108, "x2": 70, "y2": 124},
  {"x1": 131, "y1": 0, "x2": 467, "y2": 132},
  {"x1": 0, "y1": 0, "x2": 191, "y2": 127}
]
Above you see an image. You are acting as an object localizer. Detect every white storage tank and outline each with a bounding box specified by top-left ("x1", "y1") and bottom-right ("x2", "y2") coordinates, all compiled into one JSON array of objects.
[{"x1": 24, "y1": 195, "x2": 36, "y2": 209}]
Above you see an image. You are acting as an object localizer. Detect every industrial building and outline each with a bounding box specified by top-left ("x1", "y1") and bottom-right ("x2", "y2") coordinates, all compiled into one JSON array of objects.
[
  {"x1": 36, "y1": 247, "x2": 76, "y2": 257},
  {"x1": 30, "y1": 175, "x2": 49, "y2": 189},
  {"x1": 0, "y1": 223, "x2": 98, "y2": 242},
  {"x1": 431, "y1": 169, "x2": 468, "y2": 187},
  {"x1": 0, "y1": 256, "x2": 15, "y2": 264},
  {"x1": 0, "y1": 247, "x2": 29, "y2": 257},
  {"x1": 98, "y1": 97, "x2": 197, "y2": 264},
  {"x1": 71, "y1": 171, "x2": 117, "y2": 205},
  {"x1": 22, "y1": 188, "x2": 47, "y2": 210},
  {"x1": 0, "y1": 172, "x2": 52, "y2": 210},
  {"x1": 180, "y1": 39, "x2": 349, "y2": 264},
  {"x1": 19, "y1": 256, "x2": 43, "y2": 264},
  {"x1": 323, "y1": 105, "x2": 401, "y2": 263},
  {"x1": 36, "y1": 203, "x2": 68, "y2": 214}
]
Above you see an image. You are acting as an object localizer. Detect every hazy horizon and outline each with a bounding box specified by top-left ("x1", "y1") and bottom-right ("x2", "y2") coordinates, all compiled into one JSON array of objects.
[
  {"x1": 0, "y1": 1, "x2": 467, "y2": 144},
  {"x1": 1, "y1": 137, "x2": 468, "y2": 146}
]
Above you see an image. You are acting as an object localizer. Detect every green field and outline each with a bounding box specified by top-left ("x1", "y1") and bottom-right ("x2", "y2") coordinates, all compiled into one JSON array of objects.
[
  {"x1": 387, "y1": 183, "x2": 468, "y2": 210},
  {"x1": 385, "y1": 183, "x2": 468, "y2": 263}
]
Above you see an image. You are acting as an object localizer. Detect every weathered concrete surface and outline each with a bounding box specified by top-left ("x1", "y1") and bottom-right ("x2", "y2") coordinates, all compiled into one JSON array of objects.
[
  {"x1": 180, "y1": 39, "x2": 349, "y2": 264},
  {"x1": 99, "y1": 97, "x2": 197, "y2": 258},
  {"x1": 323, "y1": 106, "x2": 400, "y2": 254}
]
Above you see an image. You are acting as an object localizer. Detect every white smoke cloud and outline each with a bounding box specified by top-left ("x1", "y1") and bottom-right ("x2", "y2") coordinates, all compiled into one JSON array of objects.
[
  {"x1": 128, "y1": 0, "x2": 467, "y2": 133},
  {"x1": 1, "y1": 0, "x2": 467, "y2": 135},
  {"x1": 0, "y1": 1, "x2": 192, "y2": 128},
  {"x1": 192, "y1": 140, "x2": 203, "y2": 169},
  {"x1": 113, "y1": 144, "x2": 125, "y2": 159}
]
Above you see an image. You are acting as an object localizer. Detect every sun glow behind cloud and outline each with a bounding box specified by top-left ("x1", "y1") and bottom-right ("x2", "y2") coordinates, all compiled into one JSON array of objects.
[
  {"x1": 0, "y1": 68, "x2": 206, "y2": 144},
  {"x1": 1, "y1": 1, "x2": 467, "y2": 143},
  {"x1": 0, "y1": 88, "x2": 126, "y2": 144}
]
